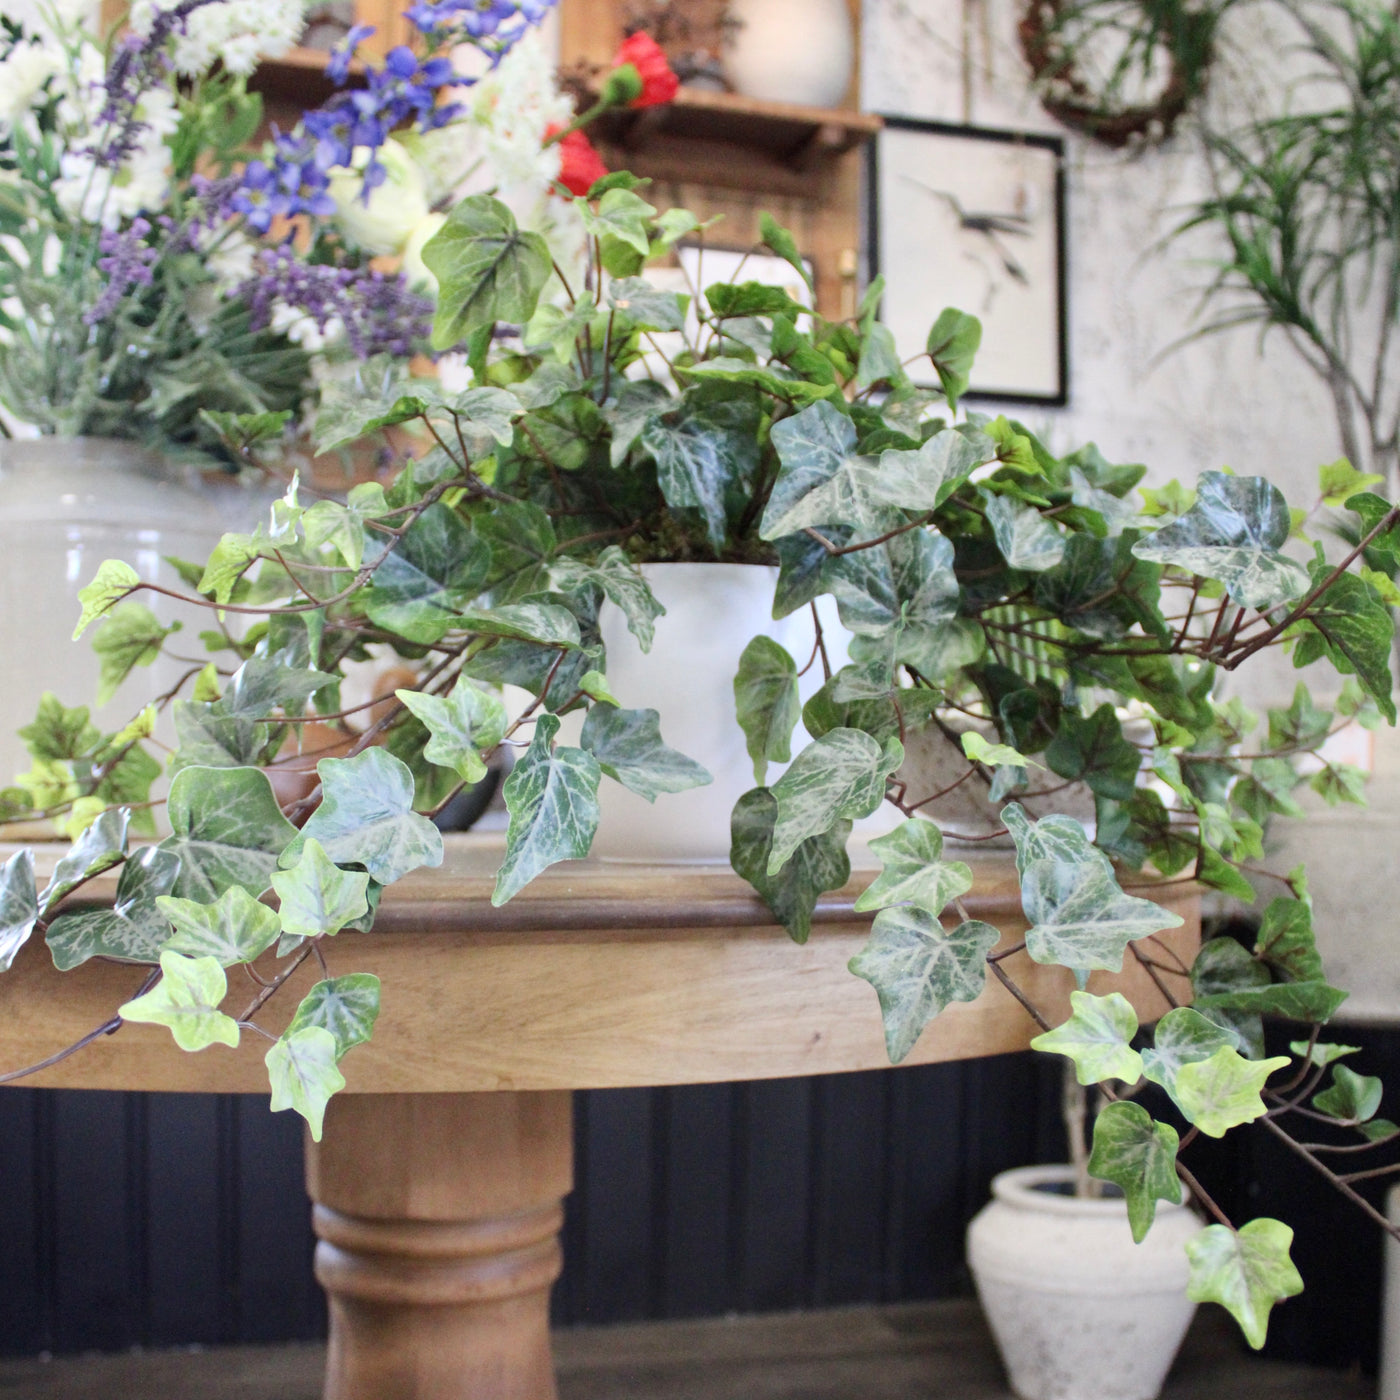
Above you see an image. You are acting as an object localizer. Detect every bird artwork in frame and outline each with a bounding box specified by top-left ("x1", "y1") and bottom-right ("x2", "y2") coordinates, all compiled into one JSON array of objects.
[{"x1": 869, "y1": 118, "x2": 1067, "y2": 404}]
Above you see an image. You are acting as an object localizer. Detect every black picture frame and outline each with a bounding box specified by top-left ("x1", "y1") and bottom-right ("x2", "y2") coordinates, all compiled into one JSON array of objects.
[{"x1": 868, "y1": 118, "x2": 1068, "y2": 406}]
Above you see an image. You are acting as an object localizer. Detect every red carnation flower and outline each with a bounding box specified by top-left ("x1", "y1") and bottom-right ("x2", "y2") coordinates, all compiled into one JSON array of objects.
[
  {"x1": 547, "y1": 124, "x2": 610, "y2": 197},
  {"x1": 611, "y1": 32, "x2": 679, "y2": 108}
]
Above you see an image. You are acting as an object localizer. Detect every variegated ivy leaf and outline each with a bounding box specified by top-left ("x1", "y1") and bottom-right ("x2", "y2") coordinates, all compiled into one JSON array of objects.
[
  {"x1": 46, "y1": 847, "x2": 181, "y2": 970},
  {"x1": 1186, "y1": 1220, "x2": 1304, "y2": 1350},
  {"x1": 849, "y1": 906, "x2": 999, "y2": 1063},
  {"x1": 0, "y1": 850, "x2": 39, "y2": 973},
  {"x1": 961, "y1": 731, "x2": 1037, "y2": 770},
  {"x1": 118, "y1": 950, "x2": 240, "y2": 1052},
  {"x1": 170, "y1": 699, "x2": 265, "y2": 772},
  {"x1": 579, "y1": 705, "x2": 711, "y2": 803},
  {"x1": 1087, "y1": 1101, "x2": 1182, "y2": 1243},
  {"x1": 729, "y1": 788, "x2": 850, "y2": 945},
  {"x1": 157, "y1": 884, "x2": 280, "y2": 966},
  {"x1": 1141, "y1": 1006, "x2": 1242, "y2": 1095},
  {"x1": 1313, "y1": 1064, "x2": 1383, "y2": 1123},
  {"x1": 1172, "y1": 1046, "x2": 1290, "y2": 1138},
  {"x1": 395, "y1": 679, "x2": 507, "y2": 784},
  {"x1": 285, "y1": 973, "x2": 381, "y2": 1060},
  {"x1": 73, "y1": 559, "x2": 140, "y2": 639},
  {"x1": 1002, "y1": 803, "x2": 1099, "y2": 878},
  {"x1": 290, "y1": 749, "x2": 443, "y2": 886},
  {"x1": 1290, "y1": 1039, "x2": 1361, "y2": 1068},
  {"x1": 734, "y1": 636, "x2": 802, "y2": 784},
  {"x1": 768, "y1": 730, "x2": 904, "y2": 875},
  {"x1": 219, "y1": 658, "x2": 339, "y2": 720},
  {"x1": 159, "y1": 766, "x2": 297, "y2": 902},
  {"x1": 493, "y1": 714, "x2": 602, "y2": 906},
  {"x1": 986, "y1": 494, "x2": 1066, "y2": 571},
  {"x1": 608, "y1": 276, "x2": 688, "y2": 333},
  {"x1": 1030, "y1": 990, "x2": 1144, "y2": 1086},
  {"x1": 1130, "y1": 472, "x2": 1309, "y2": 610},
  {"x1": 40, "y1": 807, "x2": 129, "y2": 910},
  {"x1": 91, "y1": 602, "x2": 179, "y2": 705},
  {"x1": 853, "y1": 818, "x2": 972, "y2": 918},
  {"x1": 271, "y1": 839, "x2": 371, "y2": 940},
  {"x1": 455, "y1": 601, "x2": 583, "y2": 649},
  {"x1": 1020, "y1": 848, "x2": 1183, "y2": 974},
  {"x1": 266, "y1": 1025, "x2": 345, "y2": 1141},
  {"x1": 551, "y1": 545, "x2": 664, "y2": 652},
  {"x1": 578, "y1": 670, "x2": 620, "y2": 705},
  {"x1": 301, "y1": 482, "x2": 391, "y2": 571}
]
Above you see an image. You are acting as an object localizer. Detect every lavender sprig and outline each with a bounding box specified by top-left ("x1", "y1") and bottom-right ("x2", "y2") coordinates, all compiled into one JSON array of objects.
[{"x1": 83, "y1": 219, "x2": 158, "y2": 325}]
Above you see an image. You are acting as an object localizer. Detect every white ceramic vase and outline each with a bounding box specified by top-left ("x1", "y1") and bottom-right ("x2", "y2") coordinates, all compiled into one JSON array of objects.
[
  {"x1": 966, "y1": 1164, "x2": 1200, "y2": 1400},
  {"x1": 582, "y1": 562, "x2": 841, "y2": 863},
  {"x1": 725, "y1": 0, "x2": 855, "y2": 109},
  {"x1": 0, "y1": 437, "x2": 232, "y2": 789}
]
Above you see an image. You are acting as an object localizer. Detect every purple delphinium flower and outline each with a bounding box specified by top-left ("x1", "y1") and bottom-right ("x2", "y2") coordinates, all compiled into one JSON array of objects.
[
  {"x1": 241, "y1": 246, "x2": 433, "y2": 359},
  {"x1": 84, "y1": 218, "x2": 159, "y2": 325},
  {"x1": 326, "y1": 23, "x2": 376, "y2": 85}
]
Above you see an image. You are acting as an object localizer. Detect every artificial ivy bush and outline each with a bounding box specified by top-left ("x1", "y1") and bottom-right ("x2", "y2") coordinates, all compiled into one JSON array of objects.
[{"x1": 1, "y1": 183, "x2": 1398, "y2": 1347}]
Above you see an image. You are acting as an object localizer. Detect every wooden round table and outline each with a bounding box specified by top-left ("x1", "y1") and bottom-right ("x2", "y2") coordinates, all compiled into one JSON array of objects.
[{"x1": 0, "y1": 836, "x2": 1199, "y2": 1400}]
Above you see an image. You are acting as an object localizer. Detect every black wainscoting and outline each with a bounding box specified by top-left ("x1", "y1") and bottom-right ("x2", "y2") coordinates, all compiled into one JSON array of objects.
[{"x1": 0, "y1": 1035, "x2": 1392, "y2": 1369}]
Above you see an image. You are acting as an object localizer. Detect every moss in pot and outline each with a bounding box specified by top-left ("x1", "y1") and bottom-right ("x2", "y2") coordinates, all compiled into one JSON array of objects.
[{"x1": 0, "y1": 184, "x2": 1396, "y2": 1365}]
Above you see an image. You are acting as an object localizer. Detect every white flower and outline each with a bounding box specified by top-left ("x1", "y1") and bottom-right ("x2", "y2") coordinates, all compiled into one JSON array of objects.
[
  {"x1": 401, "y1": 213, "x2": 447, "y2": 293},
  {"x1": 131, "y1": 0, "x2": 312, "y2": 77},
  {"x1": 6, "y1": 0, "x2": 89, "y2": 41},
  {"x1": 206, "y1": 230, "x2": 257, "y2": 286},
  {"x1": 468, "y1": 32, "x2": 571, "y2": 190},
  {"x1": 0, "y1": 41, "x2": 61, "y2": 135},
  {"x1": 270, "y1": 301, "x2": 344, "y2": 354},
  {"x1": 328, "y1": 140, "x2": 430, "y2": 257}
]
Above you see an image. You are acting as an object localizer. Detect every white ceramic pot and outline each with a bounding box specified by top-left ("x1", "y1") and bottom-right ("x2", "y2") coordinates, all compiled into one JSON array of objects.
[
  {"x1": 966, "y1": 1164, "x2": 1200, "y2": 1400},
  {"x1": 582, "y1": 562, "x2": 841, "y2": 863},
  {"x1": 725, "y1": 0, "x2": 855, "y2": 109},
  {"x1": 0, "y1": 437, "x2": 232, "y2": 789}
]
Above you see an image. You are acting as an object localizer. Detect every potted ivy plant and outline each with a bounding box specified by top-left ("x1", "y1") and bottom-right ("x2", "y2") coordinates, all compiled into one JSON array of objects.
[{"x1": 0, "y1": 131, "x2": 1396, "y2": 1380}]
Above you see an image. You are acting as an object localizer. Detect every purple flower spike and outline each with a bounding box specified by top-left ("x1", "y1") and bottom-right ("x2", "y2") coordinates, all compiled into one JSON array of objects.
[{"x1": 85, "y1": 219, "x2": 160, "y2": 325}]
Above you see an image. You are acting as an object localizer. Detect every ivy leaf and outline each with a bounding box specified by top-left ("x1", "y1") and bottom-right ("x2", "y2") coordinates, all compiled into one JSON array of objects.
[
  {"x1": 849, "y1": 907, "x2": 999, "y2": 1063},
  {"x1": 1193, "y1": 977, "x2": 1348, "y2": 1023},
  {"x1": 1313, "y1": 1064, "x2": 1383, "y2": 1123},
  {"x1": 1030, "y1": 990, "x2": 1144, "y2": 1085},
  {"x1": 1172, "y1": 1046, "x2": 1290, "y2": 1137},
  {"x1": 986, "y1": 495, "x2": 1066, "y2": 571},
  {"x1": 853, "y1": 818, "x2": 973, "y2": 917},
  {"x1": 265, "y1": 1025, "x2": 345, "y2": 1141},
  {"x1": 1290, "y1": 1039, "x2": 1361, "y2": 1068},
  {"x1": 292, "y1": 749, "x2": 444, "y2": 886},
  {"x1": 1291, "y1": 558, "x2": 1397, "y2": 723},
  {"x1": 734, "y1": 636, "x2": 801, "y2": 784},
  {"x1": 270, "y1": 839, "x2": 371, "y2": 940},
  {"x1": 157, "y1": 884, "x2": 281, "y2": 966},
  {"x1": 91, "y1": 603, "x2": 178, "y2": 705},
  {"x1": 1318, "y1": 458, "x2": 1383, "y2": 506},
  {"x1": 1002, "y1": 803, "x2": 1098, "y2": 875},
  {"x1": 1186, "y1": 1220, "x2": 1304, "y2": 1350},
  {"x1": 395, "y1": 679, "x2": 507, "y2": 784},
  {"x1": 579, "y1": 186, "x2": 656, "y2": 255},
  {"x1": 39, "y1": 807, "x2": 129, "y2": 909},
  {"x1": 1253, "y1": 897, "x2": 1324, "y2": 983},
  {"x1": 1021, "y1": 850, "x2": 1184, "y2": 973},
  {"x1": 578, "y1": 670, "x2": 620, "y2": 705},
  {"x1": 74, "y1": 560, "x2": 141, "y2": 639},
  {"x1": 0, "y1": 850, "x2": 38, "y2": 973},
  {"x1": 1141, "y1": 1006, "x2": 1242, "y2": 1094},
  {"x1": 550, "y1": 546, "x2": 664, "y2": 652},
  {"x1": 579, "y1": 705, "x2": 711, "y2": 802},
  {"x1": 422, "y1": 194, "x2": 553, "y2": 348},
  {"x1": 45, "y1": 848, "x2": 181, "y2": 970},
  {"x1": 19, "y1": 693, "x2": 100, "y2": 762},
  {"x1": 118, "y1": 950, "x2": 240, "y2": 1052},
  {"x1": 729, "y1": 788, "x2": 850, "y2": 944},
  {"x1": 759, "y1": 212, "x2": 813, "y2": 290},
  {"x1": 608, "y1": 276, "x2": 688, "y2": 332},
  {"x1": 456, "y1": 601, "x2": 583, "y2": 649},
  {"x1": 170, "y1": 699, "x2": 265, "y2": 772},
  {"x1": 363, "y1": 504, "x2": 492, "y2": 646},
  {"x1": 220, "y1": 658, "x2": 340, "y2": 720},
  {"x1": 493, "y1": 714, "x2": 602, "y2": 905},
  {"x1": 1087, "y1": 1101, "x2": 1183, "y2": 1243},
  {"x1": 768, "y1": 730, "x2": 904, "y2": 875},
  {"x1": 1131, "y1": 472, "x2": 1308, "y2": 609},
  {"x1": 961, "y1": 731, "x2": 1037, "y2": 770},
  {"x1": 285, "y1": 974, "x2": 382, "y2": 1060},
  {"x1": 159, "y1": 766, "x2": 297, "y2": 902},
  {"x1": 924, "y1": 308, "x2": 982, "y2": 409},
  {"x1": 1044, "y1": 704, "x2": 1141, "y2": 801}
]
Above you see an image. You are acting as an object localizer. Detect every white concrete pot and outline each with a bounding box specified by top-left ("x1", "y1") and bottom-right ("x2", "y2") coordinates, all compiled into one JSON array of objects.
[
  {"x1": 725, "y1": 0, "x2": 855, "y2": 109},
  {"x1": 967, "y1": 1164, "x2": 1200, "y2": 1400},
  {"x1": 584, "y1": 562, "x2": 838, "y2": 862},
  {"x1": 0, "y1": 437, "x2": 231, "y2": 790}
]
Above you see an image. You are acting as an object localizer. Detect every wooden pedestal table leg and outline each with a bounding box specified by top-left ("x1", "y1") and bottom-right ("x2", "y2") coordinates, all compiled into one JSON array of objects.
[{"x1": 305, "y1": 1091, "x2": 573, "y2": 1400}]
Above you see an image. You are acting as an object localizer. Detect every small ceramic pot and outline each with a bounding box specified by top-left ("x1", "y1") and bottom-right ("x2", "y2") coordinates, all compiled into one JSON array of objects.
[{"x1": 725, "y1": 0, "x2": 855, "y2": 109}]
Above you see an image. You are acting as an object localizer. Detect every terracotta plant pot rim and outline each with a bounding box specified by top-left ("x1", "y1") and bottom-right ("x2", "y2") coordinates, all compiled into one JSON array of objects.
[{"x1": 990, "y1": 1163, "x2": 1192, "y2": 1220}]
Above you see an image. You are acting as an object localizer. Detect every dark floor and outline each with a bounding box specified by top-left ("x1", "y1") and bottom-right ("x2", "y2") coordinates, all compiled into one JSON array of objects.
[{"x1": 0, "y1": 1301, "x2": 1376, "y2": 1400}]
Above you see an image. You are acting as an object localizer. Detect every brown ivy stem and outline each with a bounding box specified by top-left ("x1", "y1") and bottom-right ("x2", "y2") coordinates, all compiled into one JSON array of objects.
[
  {"x1": 987, "y1": 940, "x2": 1027, "y2": 964},
  {"x1": 1338, "y1": 1163, "x2": 1400, "y2": 1185},
  {"x1": 1223, "y1": 501, "x2": 1400, "y2": 670},
  {"x1": 1259, "y1": 1114, "x2": 1400, "y2": 1239},
  {"x1": 1174, "y1": 1160, "x2": 1235, "y2": 1229},
  {"x1": 312, "y1": 939, "x2": 330, "y2": 978},
  {"x1": 1272, "y1": 1028, "x2": 1324, "y2": 1095},
  {"x1": 236, "y1": 945, "x2": 313, "y2": 1025},
  {"x1": 1173, "y1": 578, "x2": 1204, "y2": 647},
  {"x1": 1204, "y1": 596, "x2": 1233, "y2": 655},
  {"x1": 804, "y1": 512, "x2": 938, "y2": 558},
  {"x1": 904, "y1": 764, "x2": 979, "y2": 813},
  {"x1": 809, "y1": 601, "x2": 831, "y2": 680},
  {"x1": 238, "y1": 1021, "x2": 277, "y2": 1042},
  {"x1": 0, "y1": 966, "x2": 159, "y2": 1086},
  {"x1": 1299, "y1": 1135, "x2": 1400, "y2": 1154},
  {"x1": 1130, "y1": 943, "x2": 1182, "y2": 1011},
  {"x1": 987, "y1": 960, "x2": 1052, "y2": 1032}
]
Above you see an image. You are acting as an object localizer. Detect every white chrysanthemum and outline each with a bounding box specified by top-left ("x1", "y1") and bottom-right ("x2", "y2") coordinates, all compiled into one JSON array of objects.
[
  {"x1": 469, "y1": 31, "x2": 570, "y2": 190},
  {"x1": 5, "y1": 0, "x2": 90, "y2": 40},
  {"x1": 206, "y1": 230, "x2": 257, "y2": 286},
  {"x1": 0, "y1": 41, "x2": 61, "y2": 135},
  {"x1": 131, "y1": 0, "x2": 311, "y2": 77},
  {"x1": 328, "y1": 140, "x2": 429, "y2": 257},
  {"x1": 270, "y1": 301, "x2": 344, "y2": 354}
]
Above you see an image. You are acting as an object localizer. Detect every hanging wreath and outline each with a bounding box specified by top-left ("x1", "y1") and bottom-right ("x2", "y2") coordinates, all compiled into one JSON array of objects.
[{"x1": 1018, "y1": 0, "x2": 1223, "y2": 148}]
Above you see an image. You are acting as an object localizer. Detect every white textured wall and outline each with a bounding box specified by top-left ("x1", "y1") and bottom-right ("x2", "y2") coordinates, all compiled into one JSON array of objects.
[{"x1": 862, "y1": 0, "x2": 1400, "y2": 1016}]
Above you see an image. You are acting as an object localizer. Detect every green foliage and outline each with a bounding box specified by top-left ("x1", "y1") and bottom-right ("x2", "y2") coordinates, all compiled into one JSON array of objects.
[
  {"x1": 1186, "y1": 1220, "x2": 1304, "y2": 1349},
  {"x1": 1030, "y1": 991, "x2": 1144, "y2": 1086},
  {"x1": 265, "y1": 1025, "x2": 345, "y2": 1141},
  {"x1": 1088, "y1": 1102, "x2": 1182, "y2": 1243},
  {"x1": 734, "y1": 636, "x2": 802, "y2": 784},
  {"x1": 157, "y1": 884, "x2": 281, "y2": 966},
  {"x1": 118, "y1": 950, "x2": 240, "y2": 1052}
]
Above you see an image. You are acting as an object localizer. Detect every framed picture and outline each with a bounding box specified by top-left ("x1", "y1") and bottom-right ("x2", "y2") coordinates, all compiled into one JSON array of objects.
[{"x1": 869, "y1": 119, "x2": 1067, "y2": 405}]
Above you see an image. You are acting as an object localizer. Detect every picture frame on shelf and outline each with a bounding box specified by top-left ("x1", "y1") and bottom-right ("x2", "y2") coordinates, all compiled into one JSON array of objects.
[{"x1": 868, "y1": 118, "x2": 1067, "y2": 405}]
